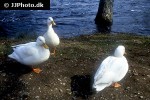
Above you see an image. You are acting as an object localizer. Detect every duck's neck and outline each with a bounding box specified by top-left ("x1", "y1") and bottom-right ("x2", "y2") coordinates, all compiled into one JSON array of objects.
[{"x1": 47, "y1": 24, "x2": 54, "y2": 32}]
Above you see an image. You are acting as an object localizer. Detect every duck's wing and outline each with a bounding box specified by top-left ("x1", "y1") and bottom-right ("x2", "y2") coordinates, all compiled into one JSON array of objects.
[
  {"x1": 94, "y1": 56, "x2": 115, "y2": 84},
  {"x1": 11, "y1": 42, "x2": 35, "y2": 48},
  {"x1": 13, "y1": 42, "x2": 38, "y2": 57},
  {"x1": 93, "y1": 56, "x2": 114, "y2": 91},
  {"x1": 111, "y1": 57, "x2": 129, "y2": 81},
  {"x1": 94, "y1": 56, "x2": 111, "y2": 79}
]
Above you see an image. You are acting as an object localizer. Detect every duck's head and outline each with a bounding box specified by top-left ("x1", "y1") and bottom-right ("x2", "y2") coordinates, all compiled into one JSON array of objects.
[
  {"x1": 47, "y1": 17, "x2": 56, "y2": 26},
  {"x1": 36, "y1": 36, "x2": 49, "y2": 49},
  {"x1": 114, "y1": 45, "x2": 126, "y2": 57}
]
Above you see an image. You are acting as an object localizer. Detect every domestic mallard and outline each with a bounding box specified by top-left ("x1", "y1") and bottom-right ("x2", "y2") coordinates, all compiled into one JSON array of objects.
[
  {"x1": 43, "y1": 17, "x2": 60, "y2": 56},
  {"x1": 93, "y1": 45, "x2": 129, "y2": 92},
  {"x1": 8, "y1": 36, "x2": 50, "y2": 73}
]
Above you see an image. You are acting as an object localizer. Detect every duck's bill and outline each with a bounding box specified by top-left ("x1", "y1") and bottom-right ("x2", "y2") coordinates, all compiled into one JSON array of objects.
[
  {"x1": 51, "y1": 21, "x2": 56, "y2": 26},
  {"x1": 43, "y1": 43, "x2": 49, "y2": 49}
]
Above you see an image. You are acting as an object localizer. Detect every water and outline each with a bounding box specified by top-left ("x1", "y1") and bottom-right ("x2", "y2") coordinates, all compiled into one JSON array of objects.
[
  {"x1": 113, "y1": 0, "x2": 150, "y2": 35},
  {"x1": 0, "y1": 0, "x2": 149, "y2": 38}
]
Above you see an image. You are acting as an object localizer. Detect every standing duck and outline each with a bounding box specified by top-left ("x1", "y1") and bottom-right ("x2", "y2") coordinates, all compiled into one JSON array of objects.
[
  {"x1": 8, "y1": 36, "x2": 50, "y2": 73},
  {"x1": 93, "y1": 45, "x2": 129, "y2": 92},
  {"x1": 43, "y1": 17, "x2": 60, "y2": 56}
]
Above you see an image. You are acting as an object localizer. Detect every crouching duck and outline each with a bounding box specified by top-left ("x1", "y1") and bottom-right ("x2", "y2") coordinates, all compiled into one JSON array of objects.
[{"x1": 8, "y1": 36, "x2": 50, "y2": 74}]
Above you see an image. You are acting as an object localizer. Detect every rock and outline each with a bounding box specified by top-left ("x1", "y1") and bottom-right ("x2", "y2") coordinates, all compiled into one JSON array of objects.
[
  {"x1": 35, "y1": 96, "x2": 40, "y2": 99},
  {"x1": 139, "y1": 96, "x2": 144, "y2": 99},
  {"x1": 59, "y1": 89, "x2": 63, "y2": 93},
  {"x1": 147, "y1": 75, "x2": 150, "y2": 78},
  {"x1": 134, "y1": 95, "x2": 137, "y2": 97},
  {"x1": 130, "y1": 94, "x2": 134, "y2": 97},
  {"x1": 125, "y1": 86, "x2": 130, "y2": 90},
  {"x1": 55, "y1": 88, "x2": 58, "y2": 90},
  {"x1": 61, "y1": 82, "x2": 66, "y2": 86},
  {"x1": 72, "y1": 97, "x2": 76, "y2": 100},
  {"x1": 67, "y1": 92, "x2": 72, "y2": 95},
  {"x1": 1, "y1": 73, "x2": 6, "y2": 76},
  {"x1": 58, "y1": 78, "x2": 61, "y2": 81},
  {"x1": 133, "y1": 73, "x2": 138, "y2": 76},
  {"x1": 137, "y1": 92, "x2": 140, "y2": 94}
]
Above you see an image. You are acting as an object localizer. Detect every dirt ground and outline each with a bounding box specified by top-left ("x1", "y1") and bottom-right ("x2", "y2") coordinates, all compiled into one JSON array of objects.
[{"x1": 0, "y1": 34, "x2": 150, "y2": 100}]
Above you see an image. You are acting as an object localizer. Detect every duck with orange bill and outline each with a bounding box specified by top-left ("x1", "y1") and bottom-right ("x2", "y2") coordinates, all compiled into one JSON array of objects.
[
  {"x1": 8, "y1": 36, "x2": 50, "y2": 74},
  {"x1": 43, "y1": 17, "x2": 60, "y2": 56}
]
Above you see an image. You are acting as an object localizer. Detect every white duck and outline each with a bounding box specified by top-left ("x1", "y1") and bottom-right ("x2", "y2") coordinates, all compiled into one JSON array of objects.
[
  {"x1": 43, "y1": 17, "x2": 60, "y2": 56},
  {"x1": 93, "y1": 45, "x2": 129, "y2": 92},
  {"x1": 8, "y1": 36, "x2": 50, "y2": 73}
]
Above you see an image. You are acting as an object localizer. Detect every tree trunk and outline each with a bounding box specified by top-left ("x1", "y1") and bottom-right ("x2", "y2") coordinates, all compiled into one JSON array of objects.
[{"x1": 95, "y1": 0, "x2": 114, "y2": 32}]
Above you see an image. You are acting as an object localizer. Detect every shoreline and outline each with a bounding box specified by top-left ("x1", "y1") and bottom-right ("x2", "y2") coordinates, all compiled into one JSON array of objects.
[{"x1": 1, "y1": 31, "x2": 150, "y2": 40}]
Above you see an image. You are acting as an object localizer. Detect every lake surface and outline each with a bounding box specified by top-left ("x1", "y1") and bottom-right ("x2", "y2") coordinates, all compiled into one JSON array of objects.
[{"x1": 0, "y1": 0, "x2": 149, "y2": 38}]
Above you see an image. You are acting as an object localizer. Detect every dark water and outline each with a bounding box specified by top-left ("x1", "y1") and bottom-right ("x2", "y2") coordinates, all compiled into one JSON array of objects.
[
  {"x1": 113, "y1": 0, "x2": 150, "y2": 35},
  {"x1": 0, "y1": 0, "x2": 149, "y2": 38}
]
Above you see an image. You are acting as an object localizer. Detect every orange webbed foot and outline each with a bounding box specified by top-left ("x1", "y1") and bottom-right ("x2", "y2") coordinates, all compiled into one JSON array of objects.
[
  {"x1": 33, "y1": 68, "x2": 42, "y2": 74},
  {"x1": 50, "y1": 52, "x2": 55, "y2": 55},
  {"x1": 112, "y1": 82, "x2": 121, "y2": 88},
  {"x1": 50, "y1": 48, "x2": 56, "y2": 56}
]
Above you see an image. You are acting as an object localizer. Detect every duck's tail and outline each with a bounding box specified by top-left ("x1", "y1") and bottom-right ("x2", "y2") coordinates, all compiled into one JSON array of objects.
[
  {"x1": 93, "y1": 84, "x2": 108, "y2": 92},
  {"x1": 8, "y1": 52, "x2": 19, "y2": 61}
]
